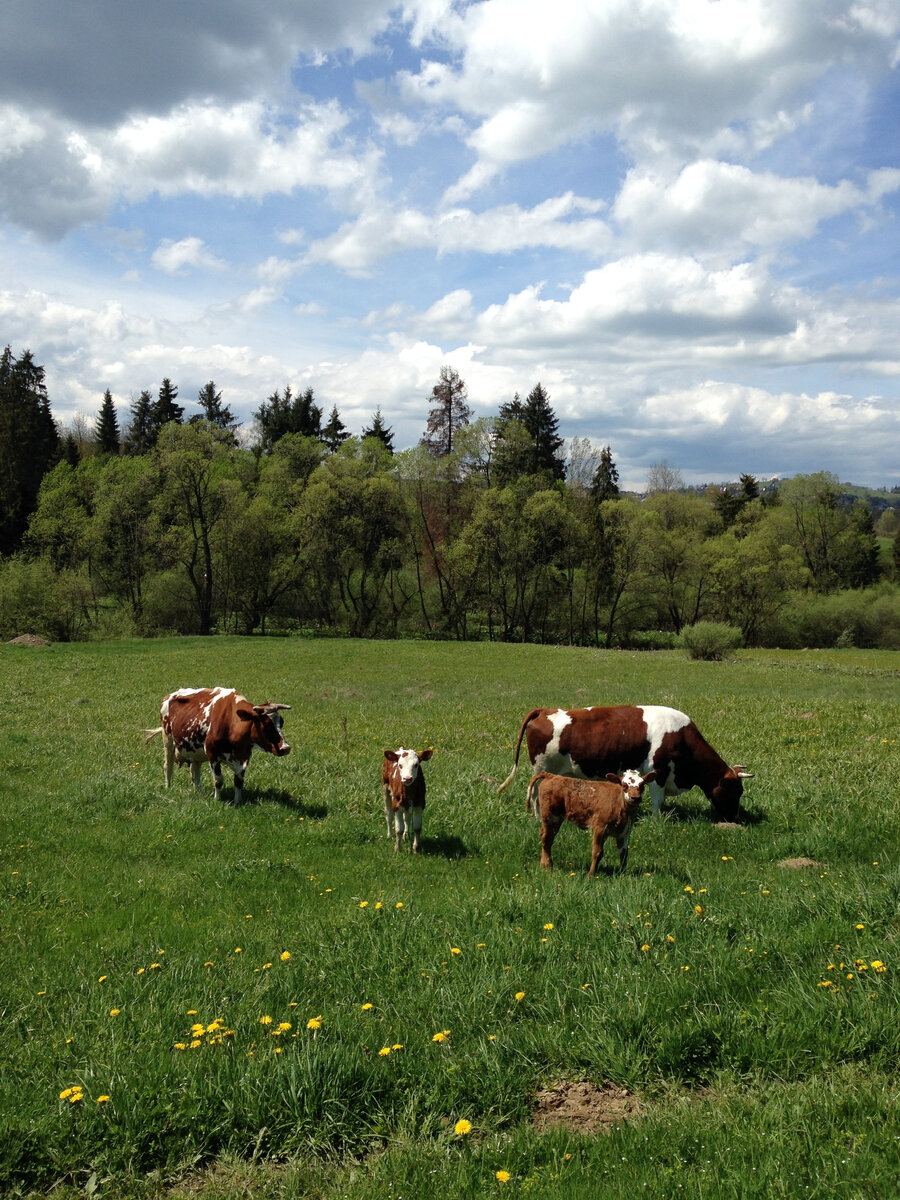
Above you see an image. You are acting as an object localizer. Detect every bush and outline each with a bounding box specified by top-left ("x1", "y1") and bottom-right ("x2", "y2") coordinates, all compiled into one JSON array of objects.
[{"x1": 679, "y1": 621, "x2": 743, "y2": 660}]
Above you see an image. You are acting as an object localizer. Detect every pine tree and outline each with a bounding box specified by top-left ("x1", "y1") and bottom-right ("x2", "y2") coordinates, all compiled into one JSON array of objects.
[
  {"x1": 124, "y1": 390, "x2": 155, "y2": 454},
  {"x1": 361, "y1": 407, "x2": 395, "y2": 453},
  {"x1": 422, "y1": 365, "x2": 471, "y2": 457},
  {"x1": 291, "y1": 387, "x2": 322, "y2": 439},
  {"x1": 95, "y1": 389, "x2": 121, "y2": 455},
  {"x1": 321, "y1": 404, "x2": 350, "y2": 452},
  {"x1": 194, "y1": 380, "x2": 238, "y2": 436},
  {"x1": 591, "y1": 446, "x2": 620, "y2": 501}
]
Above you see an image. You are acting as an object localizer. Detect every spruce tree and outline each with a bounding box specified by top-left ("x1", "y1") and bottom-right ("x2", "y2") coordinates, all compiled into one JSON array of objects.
[
  {"x1": 95, "y1": 388, "x2": 121, "y2": 455},
  {"x1": 0, "y1": 346, "x2": 60, "y2": 553},
  {"x1": 321, "y1": 404, "x2": 350, "y2": 452},
  {"x1": 195, "y1": 380, "x2": 238, "y2": 436},
  {"x1": 152, "y1": 377, "x2": 183, "y2": 436},
  {"x1": 125, "y1": 390, "x2": 155, "y2": 454},
  {"x1": 591, "y1": 445, "x2": 620, "y2": 501},
  {"x1": 522, "y1": 382, "x2": 565, "y2": 480},
  {"x1": 361, "y1": 407, "x2": 395, "y2": 453}
]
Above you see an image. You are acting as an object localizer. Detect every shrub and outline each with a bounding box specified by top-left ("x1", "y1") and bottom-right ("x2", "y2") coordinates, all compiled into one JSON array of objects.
[{"x1": 679, "y1": 621, "x2": 743, "y2": 660}]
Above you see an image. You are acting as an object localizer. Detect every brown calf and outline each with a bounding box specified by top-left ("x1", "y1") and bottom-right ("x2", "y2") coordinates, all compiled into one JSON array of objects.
[
  {"x1": 525, "y1": 768, "x2": 657, "y2": 875},
  {"x1": 382, "y1": 746, "x2": 433, "y2": 853}
]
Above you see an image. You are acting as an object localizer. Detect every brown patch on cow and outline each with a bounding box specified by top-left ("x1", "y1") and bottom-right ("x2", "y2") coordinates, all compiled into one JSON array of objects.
[
  {"x1": 533, "y1": 1080, "x2": 639, "y2": 1133},
  {"x1": 6, "y1": 633, "x2": 51, "y2": 646},
  {"x1": 777, "y1": 857, "x2": 822, "y2": 870},
  {"x1": 713, "y1": 821, "x2": 744, "y2": 831}
]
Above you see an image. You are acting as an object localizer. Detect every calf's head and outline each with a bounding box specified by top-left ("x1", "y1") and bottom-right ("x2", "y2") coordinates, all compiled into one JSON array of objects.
[
  {"x1": 607, "y1": 768, "x2": 658, "y2": 805},
  {"x1": 384, "y1": 746, "x2": 433, "y2": 785}
]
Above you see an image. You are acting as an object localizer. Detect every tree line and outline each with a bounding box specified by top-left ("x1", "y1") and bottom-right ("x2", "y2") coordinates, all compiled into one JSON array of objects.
[{"x1": 1, "y1": 347, "x2": 898, "y2": 648}]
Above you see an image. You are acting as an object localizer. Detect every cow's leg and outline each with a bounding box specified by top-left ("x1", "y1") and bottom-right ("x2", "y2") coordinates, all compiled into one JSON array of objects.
[
  {"x1": 410, "y1": 805, "x2": 423, "y2": 854},
  {"x1": 393, "y1": 806, "x2": 406, "y2": 853},
  {"x1": 615, "y1": 828, "x2": 630, "y2": 871},
  {"x1": 648, "y1": 778, "x2": 666, "y2": 816},
  {"x1": 383, "y1": 785, "x2": 393, "y2": 839},
  {"x1": 210, "y1": 760, "x2": 224, "y2": 803},
  {"x1": 232, "y1": 762, "x2": 248, "y2": 806},
  {"x1": 540, "y1": 818, "x2": 560, "y2": 870},
  {"x1": 163, "y1": 736, "x2": 176, "y2": 788},
  {"x1": 189, "y1": 760, "x2": 204, "y2": 791},
  {"x1": 589, "y1": 825, "x2": 607, "y2": 877}
]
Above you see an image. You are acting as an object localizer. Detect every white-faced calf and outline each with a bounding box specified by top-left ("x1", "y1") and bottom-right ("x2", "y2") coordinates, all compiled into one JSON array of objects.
[
  {"x1": 382, "y1": 746, "x2": 433, "y2": 853},
  {"x1": 525, "y1": 768, "x2": 657, "y2": 875}
]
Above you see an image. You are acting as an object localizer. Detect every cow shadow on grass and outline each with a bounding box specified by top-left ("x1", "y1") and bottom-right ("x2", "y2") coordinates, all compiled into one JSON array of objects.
[
  {"x1": 243, "y1": 789, "x2": 329, "y2": 820},
  {"x1": 411, "y1": 833, "x2": 471, "y2": 859},
  {"x1": 649, "y1": 802, "x2": 766, "y2": 827}
]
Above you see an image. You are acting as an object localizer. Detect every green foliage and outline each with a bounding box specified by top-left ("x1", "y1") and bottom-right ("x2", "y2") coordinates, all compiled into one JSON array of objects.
[
  {"x1": 0, "y1": 346, "x2": 60, "y2": 554},
  {"x1": 0, "y1": 639, "x2": 899, "y2": 1197},
  {"x1": 679, "y1": 620, "x2": 743, "y2": 660}
]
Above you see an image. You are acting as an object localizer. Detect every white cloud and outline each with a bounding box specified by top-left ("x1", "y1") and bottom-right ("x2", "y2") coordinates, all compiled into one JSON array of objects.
[{"x1": 151, "y1": 237, "x2": 226, "y2": 275}]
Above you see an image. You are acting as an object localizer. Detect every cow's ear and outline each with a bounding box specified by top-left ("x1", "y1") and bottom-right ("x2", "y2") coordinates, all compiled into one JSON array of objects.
[
  {"x1": 605, "y1": 772, "x2": 621, "y2": 784},
  {"x1": 384, "y1": 750, "x2": 399, "y2": 762},
  {"x1": 419, "y1": 747, "x2": 434, "y2": 761},
  {"x1": 642, "y1": 769, "x2": 658, "y2": 785}
]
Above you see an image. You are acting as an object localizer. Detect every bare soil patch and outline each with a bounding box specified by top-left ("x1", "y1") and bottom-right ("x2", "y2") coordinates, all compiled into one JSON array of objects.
[
  {"x1": 713, "y1": 821, "x2": 743, "y2": 831},
  {"x1": 777, "y1": 857, "x2": 823, "y2": 870},
  {"x1": 533, "y1": 1080, "x2": 639, "y2": 1133},
  {"x1": 6, "y1": 633, "x2": 51, "y2": 646}
]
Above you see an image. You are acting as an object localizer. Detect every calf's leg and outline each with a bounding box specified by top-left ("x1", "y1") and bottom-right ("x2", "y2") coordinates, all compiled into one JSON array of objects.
[
  {"x1": 540, "y1": 817, "x2": 560, "y2": 870},
  {"x1": 589, "y1": 825, "x2": 606, "y2": 877},
  {"x1": 382, "y1": 784, "x2": 393, "y2": 839},
  {"x1": 393, "y1": 805, "x2": 407, "y2": 853},
  {"x1": 410, "y1": 805, "x2": 423, "y2": 854}
]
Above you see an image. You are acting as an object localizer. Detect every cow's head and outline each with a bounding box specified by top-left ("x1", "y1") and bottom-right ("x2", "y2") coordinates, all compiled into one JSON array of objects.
[
  {"x1": 252, "y1": 703, "x2": 292, "y2": 756},
  {"x1": 384, "y1": 746, "x2": 433, "y2": 784},
  {"x1": 608, "y1": 769, "x2": 658, "y2": 805},
  {"x1": 710, "y1": 765, "x2": 752, "y2": 820}
]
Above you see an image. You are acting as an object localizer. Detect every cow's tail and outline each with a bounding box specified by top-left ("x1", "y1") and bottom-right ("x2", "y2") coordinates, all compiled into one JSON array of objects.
[
  {"x1": 496, "y1": 709, "x2": 542, "y2": 795},
  {"x1": 142, "y1": 727, "x2": 163, "y2": 745},
  {"x1": 525, "y1": 771, "x2": 549, "y2": 817}
]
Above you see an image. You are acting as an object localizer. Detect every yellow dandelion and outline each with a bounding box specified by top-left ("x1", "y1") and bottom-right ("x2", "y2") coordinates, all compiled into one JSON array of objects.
[
  {"x1": 137, "y1": 968, "x2": 145, "y2": 975},
  {"x1": 259, "y1": 1015, "x2": 273, "y2": 1026},
  {"x1": 496, "y1": 1170, "x2": 512, "y2": 1183},
  {"x1": 818, "y1": 981, "x2": 832, "y2": 988},
  {"x1": 684, "y1": 886, "x2": 694, "y2": 894},
  {"x1": 451, "y1": 947, "x2": 461, "y2": 955},
  {"x1": 68, "y1": 1091, "x2": 84, "y2": 1104},
  {"x1": 374, "y1": 901, "x2": 383, "y2": 909},
  {"x1": 234, "y1": 947, "x2": 242, "y2": 954},
  {"x1": 280, "y1": 951, "x2": 291, "y2": 962},
  {"x1": 359, "y1": 901, "x2": 369, "y2": 908},
  {"x1": 641, "y1": 943, "x2": 650, "y2": 952},
  {"x1": 378, "y1": 1047, "x2": 391, "y2": 1057},
  {"x1": 59, "y1": 1087, "x2": 77, "y2": 1100},
  {"x1": 277, "y1": 1022, "x2": 292, "y2": 1033},
  {"x1": 694, "y1": 905, "x2": 704, "y2": 915},
  {"x1": 667, "y1": 935, "x2": 675, "y2": 943},
  {"x1": 174, "y1": 1042, "x2": 187, "y2": 1050},
  {"x1": 515, "y1": 991, "x2": 525, "y2": 1001},
  {"x1": 454, "y1": 1118, "x2": 472, "y2": 1136},
  {"x1": 262, "y1": 962, "x2": 272, "y2": 970},
  {"x1": 432, "y1": 1030, "x2": 449, "y2": 1043},
  {"x1": 396, "y1": 902, "x2": 404, "y2": 909},
  {"x1": 872, "y1": 961, "x2": 887, "y2": 972},
  {"x1": 98, "y1": 975, "x2": 107, "y2": 983},
  {"x1": 150, "y1": 963, "x2": 160, "y2": 970},
  {"x1": 109, "y1": 1008, "x2": 120, "y2": 1017},
  {"x1": 96, "y1": 1095, "x2": 110, "y2": 1104},
  {"x1": 856, "y1": 924, "x2": 865, "y2": 930},
  {"x1": 307, "y1": 1016, "x2": 322, "y2": 1030},
  {"x1": 361, "y1": 1002, "x2": 374, "y2": 1011},
  {"x1": 543, "y1": 922, "x2": 554, "y2": 931},
  {"x1": 392, "y1": 1043, "x2": 404, "y2": 1050}
]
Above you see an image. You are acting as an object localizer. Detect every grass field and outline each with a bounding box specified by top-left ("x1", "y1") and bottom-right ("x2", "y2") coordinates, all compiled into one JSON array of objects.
[{"x1": 1, "y1": 637, "x2": 899, "y2": 1199}]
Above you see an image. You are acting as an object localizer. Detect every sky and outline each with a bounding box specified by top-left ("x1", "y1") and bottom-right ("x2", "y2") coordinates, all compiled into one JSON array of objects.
[{"x1": 1, "y1": 0, "x2": 899, "y2": 491}]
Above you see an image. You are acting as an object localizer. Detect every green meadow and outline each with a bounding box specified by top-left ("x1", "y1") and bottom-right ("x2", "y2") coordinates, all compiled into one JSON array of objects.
[{"x1": 1, "y1": 637, "x2": 899, "y2": 1199}]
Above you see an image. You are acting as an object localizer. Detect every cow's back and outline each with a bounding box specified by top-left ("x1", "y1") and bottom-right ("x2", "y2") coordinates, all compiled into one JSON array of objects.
[{"x1": 527, "y1": 706, "x2": 655, "y2": 778}]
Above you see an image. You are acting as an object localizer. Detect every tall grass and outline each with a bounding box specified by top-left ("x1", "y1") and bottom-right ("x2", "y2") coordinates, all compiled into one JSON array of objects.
[{"x1": 1, "y1": 639, "x2": 898, "y2": 1197}]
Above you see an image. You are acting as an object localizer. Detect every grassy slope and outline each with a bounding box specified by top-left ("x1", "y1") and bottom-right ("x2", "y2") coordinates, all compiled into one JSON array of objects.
[{"x1": 1, "y1": 638, "x2": 898, "y2": 1198}]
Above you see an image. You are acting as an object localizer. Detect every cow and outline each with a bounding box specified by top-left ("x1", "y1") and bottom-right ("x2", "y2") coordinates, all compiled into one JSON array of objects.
[
  {"x1": 497, "y1": 705, "x2": 751, "y2": 820},
  {"x1": 143, "y1": 687, "x2": 290, "y2": 805},
  {"x1": 382, "y1": 746, "x2": 433, "y2": 853},
  {"x1": 526, "y1": 768, "x2": 657, "y2": 874}
]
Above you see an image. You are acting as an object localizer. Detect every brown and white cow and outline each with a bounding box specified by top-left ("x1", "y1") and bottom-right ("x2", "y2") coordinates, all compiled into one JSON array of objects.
[
  {"x1": 526, "y1": 768, "x2": 657, "y2": 874},
  {"x1": 382, "y1": 746, "x2": 433, "y2": 853},
  {"x1": 143, "y1": 687, "x2": 290, "y2": 805},
  {"x1": 498, "y1": 705, "x2": 751, "y2": 820}
]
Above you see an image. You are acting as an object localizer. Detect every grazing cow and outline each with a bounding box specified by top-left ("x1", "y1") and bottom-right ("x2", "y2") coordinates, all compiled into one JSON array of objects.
[
  {"x1": 526, "y1": 768, "x2": 657, "y2": 874},
  {"x1": 382, "y1": 746, "x2": 433, "y2": 853},
  {"x1": 498, "y1": 705, "x2": 751, "y2": 820},
  {"x1": 143, "y1": 687, "x2": 290, "y2": 805}
]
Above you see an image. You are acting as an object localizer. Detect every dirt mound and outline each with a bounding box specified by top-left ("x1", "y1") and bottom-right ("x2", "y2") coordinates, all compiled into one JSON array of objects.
[
  {"x1": 777, "y1": 857, "x2": 822, "y2": 870},
  {"x1": 534, "y1": 1080, "x2": 639, "y2": 1133},
  {"x1": 6, "y1": 634, "x2": 51, "y2": 647}
]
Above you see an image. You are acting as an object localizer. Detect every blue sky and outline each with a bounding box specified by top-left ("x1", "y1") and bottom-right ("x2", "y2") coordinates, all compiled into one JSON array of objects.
[{"x1": 1, "y1": 0, "x2": 898, "y2": 489}]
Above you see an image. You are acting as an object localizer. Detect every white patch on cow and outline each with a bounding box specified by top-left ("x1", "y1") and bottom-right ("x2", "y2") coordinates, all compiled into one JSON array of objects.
[
  {"x1": 620, "y1": 769, "x2": 644, "y2": 790},
  {"x1": 535, "y1": 709, "x2": 577, "y2": 776},
  {"x1": 395, "y1": 747, "x2": 422, "y2": 785},
  {"x1": 639, "y1": 704, "x2": 691, "y2": 811}
]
